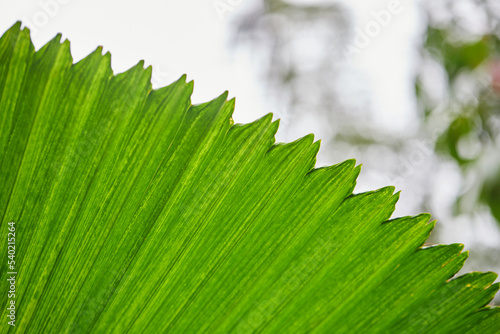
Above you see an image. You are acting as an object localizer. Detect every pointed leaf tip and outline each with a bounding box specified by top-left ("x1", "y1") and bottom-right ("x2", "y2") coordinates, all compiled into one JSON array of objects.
[
  {"x1": 262, "y1": 112, "x2": 273, "y2": 123},
  {"x1": 303, "y1": 133, "x2": 315, "y2": 143},
  {"x1": 9, "y1": 21, "x2": 22, "y2": 31},
  {"x1": 418, "y1": 212, "x2": 432, "y2": 222},
  {"x1": 344, "y1": 158, "x2": 356, "y2": 166}
]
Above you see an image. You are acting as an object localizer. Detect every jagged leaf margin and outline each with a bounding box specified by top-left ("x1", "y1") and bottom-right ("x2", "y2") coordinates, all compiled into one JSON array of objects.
[{"x1": 0, "y1": 22, "x2": 498, "y2": 334}]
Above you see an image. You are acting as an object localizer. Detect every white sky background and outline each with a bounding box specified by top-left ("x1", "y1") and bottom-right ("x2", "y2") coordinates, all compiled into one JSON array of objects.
[
  {"x1": 348, "y1": 0, "x2": 422, "y2": 131},
  {"x1": 0, "y1": 0, "x2": 270, "y2": 122},
  {"x1": 0, "y1": 0, "x2": 421, "y2": 131}
]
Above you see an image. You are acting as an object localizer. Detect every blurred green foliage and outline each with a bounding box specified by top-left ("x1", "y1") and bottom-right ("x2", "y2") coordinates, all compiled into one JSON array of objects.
[
  {"x1": 426, "y1": 28, "x2": 491, "y2": 81},
  {"x1": 417, "y1": 2, "x2": 500, "y2": 225}
]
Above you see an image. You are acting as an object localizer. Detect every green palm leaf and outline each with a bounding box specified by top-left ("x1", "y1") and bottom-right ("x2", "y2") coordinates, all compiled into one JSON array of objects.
[{"x1": 0, "y1": 22, "x2": 499, "y2": 333}]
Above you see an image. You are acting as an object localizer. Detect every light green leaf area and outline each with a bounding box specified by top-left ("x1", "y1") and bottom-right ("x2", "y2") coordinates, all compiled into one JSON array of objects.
[{"x1": 0, "y1": 22, "x2": 499, "y2": 334}]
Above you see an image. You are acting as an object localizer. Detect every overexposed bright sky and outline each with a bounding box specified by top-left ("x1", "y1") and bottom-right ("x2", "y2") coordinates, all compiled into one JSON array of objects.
[
  {"x1": 0, "y1": 0, "x2": 265, "y2": 122},
  {"x1": 0, "y1": 0, "x2": 421, "y2": 131}
]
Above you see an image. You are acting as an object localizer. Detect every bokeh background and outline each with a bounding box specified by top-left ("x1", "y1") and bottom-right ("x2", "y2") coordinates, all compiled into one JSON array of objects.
[{"x1": 1, "y1": 0, "x2": 499, "y2": 303}]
